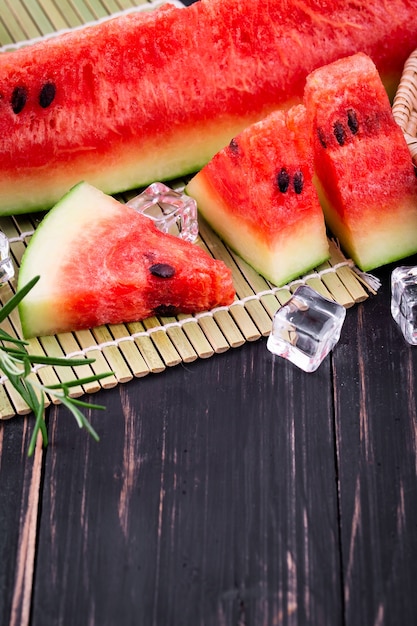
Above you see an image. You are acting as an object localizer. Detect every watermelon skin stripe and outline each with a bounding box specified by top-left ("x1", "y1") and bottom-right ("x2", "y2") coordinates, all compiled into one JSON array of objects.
[{"x1": 0, "y1": 0, "x2": 417, "y2": 215}]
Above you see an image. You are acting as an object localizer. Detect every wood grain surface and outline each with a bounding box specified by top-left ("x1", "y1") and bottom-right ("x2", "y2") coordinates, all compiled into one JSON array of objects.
[
  {"x1": 2, "y1": 260, "x2": 417, "y2": 626},
  {"x1": 333, "y1": 279, "x2": 417, "y2": 626},
  {"x1": 1, "y1": 1, "x2": 417, "y2": 624}
]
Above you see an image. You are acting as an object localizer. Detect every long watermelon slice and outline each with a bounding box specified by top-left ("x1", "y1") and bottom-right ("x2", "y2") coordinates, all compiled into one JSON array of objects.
[
  {"x1": 1, "y1": 0, "x2": 417, "y2": 215},
  {"x1": 17, "y1": 182, "x2": 235, "y2": 338},
  {"x1": 304, "y1": 52, "x2": 417, "y2": 272},
  {"x1": 186, "y1": 106, "x2": 330, "y2": 287}
]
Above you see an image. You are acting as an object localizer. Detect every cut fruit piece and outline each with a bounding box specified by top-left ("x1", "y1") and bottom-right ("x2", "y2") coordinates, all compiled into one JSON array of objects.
[
  {"x1": 1, "y1": 0, "x2": 417, "y2": 215},
  {"x1": 304, "y1": 52, "x2": 417, "y2": 271},
  {"x1": 17, "y1": 182, "x2": 235, "y2": 338},
  {"x1": 186, "y1": 106, "x2": 330, "y2": 287}
]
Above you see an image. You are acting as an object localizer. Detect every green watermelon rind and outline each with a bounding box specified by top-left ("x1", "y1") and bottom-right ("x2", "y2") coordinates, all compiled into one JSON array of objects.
[
  {"x1": 1, "y1": 129, "x2": 233, "y2": 216},
  {"x1": 17, "y1": 182, "x2": 106, "y2": 338},
  {"x1": 315, "y1": 177, "x2": 417, "y2": 272}
]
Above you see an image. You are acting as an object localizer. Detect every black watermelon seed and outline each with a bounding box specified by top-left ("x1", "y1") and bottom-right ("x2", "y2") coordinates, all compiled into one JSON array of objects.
[
  {"x1": 277, "y1": 168, "x2": 290, "y2": 193},
  {"x1": 317, "y1": 127, "x2": 327, "y2": 148},
  {"x1": 149, "y1": 263, "x2": 176, "y2": 278},
  {"x1": 11, "y1": 86, "x2": 28, "y2": 114},
  {"x1": 228, "y1": 138, "x2": 239, "y2": 154},
  {"x1": 154, "y1": 304, "x2": 178, "y2": 317},
  {"x1": 39, "y1": 82, "x2": 56, "y2": 108},
  {"x1": 347, "y1": 108, "x2": 359, "y2": 135},
  {"x1": 293, "y1": 171, "x2": 304, "y2": 194},
  {"x1": 333, "y1": 121, "x2": 346, "y2": 146}
]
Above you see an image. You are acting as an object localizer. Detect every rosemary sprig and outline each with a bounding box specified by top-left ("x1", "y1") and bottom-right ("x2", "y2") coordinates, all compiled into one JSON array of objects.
[{"x1": 0, "y1": 276, "x2": 113, "y2": 456}]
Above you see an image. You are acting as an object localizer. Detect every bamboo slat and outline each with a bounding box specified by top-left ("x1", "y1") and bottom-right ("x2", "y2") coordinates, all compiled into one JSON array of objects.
[
  {"x1": 0, "y1": 384, "x2": 15, "y2": 419},
  {"x1": 91, "y1": 326, "x2": 134, "y2": 383},
  {"x1": 0, "y1": 1, "x2": 28, "y2": 43},
  {"x1": 0, "y1": 0, "x2": 378, "y2": 418},
  {"x1": 38, "y1": 335, "x2": 85, "y2": 397},
  {"x1": 176, "y1": 314, "x2": 215, "y2": 359},
  {"x1": 161, "y1": 319, "x2": 199, "y2": 363},
  {"x1": 125, "y1": 321, "x2": 166, "y2": 373},
  {"x1": 109, "y1": 324, "x2": 151, "y2": 378},
  {"x1": 34, "y1": 0, "x2": 72, "y2": 31},
  {"x1": 4, "y1": 0, "x2": 44, "y2": 39}
]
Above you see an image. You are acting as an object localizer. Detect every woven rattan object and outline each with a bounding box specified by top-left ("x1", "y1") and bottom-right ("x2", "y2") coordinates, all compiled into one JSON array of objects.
[{"x1": 393, "y1": 49, "x2": 417, "y2": 164}]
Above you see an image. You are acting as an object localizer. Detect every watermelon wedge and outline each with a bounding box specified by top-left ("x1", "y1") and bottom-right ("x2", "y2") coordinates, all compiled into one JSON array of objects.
[
  {"x1": 186, "y1": 106, "x2": 330, "y2": 287},
  {"x1": 304, "y1": 53, "x2": 417, "y2": 271},
  {"x1": 17, "y1": 182, "x2": 235, "y2": 338},
  {"x1": 1, "y1": 0, "x2": 417, "y2": 215}
]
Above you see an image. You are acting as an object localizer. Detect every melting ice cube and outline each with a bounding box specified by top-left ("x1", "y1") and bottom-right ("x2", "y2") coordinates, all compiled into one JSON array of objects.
[
  {"x1": 267, "y1": 285, "x2": 346, "y2": 372},
  {"x1": 0, "y1": 232, "x2": 14, "y2": 284},
  {"x1": 126, "y1": 182, "x2": 199, "y2": 243},
  {"x1": 391, "y1": 266, "x2": 417, "y2": 345}
]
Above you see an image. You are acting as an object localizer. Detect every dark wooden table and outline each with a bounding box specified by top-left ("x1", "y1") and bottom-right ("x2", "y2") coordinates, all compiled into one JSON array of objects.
[
  {"x1": 1, "y1": 1, "x2": 417, "y2": 623},
  {"x1": 1, "y1": 256, "x2": 417, "y2": 626}
]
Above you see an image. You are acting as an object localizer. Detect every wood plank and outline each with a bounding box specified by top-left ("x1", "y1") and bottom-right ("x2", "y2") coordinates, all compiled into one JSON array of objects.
[
  {"x1": 4, "y1": 2, "x2": 417, "y2": 625},
  {"x1": 0, "y1": 417, "x2": 44, "y2": 626},
  {"x1": 333, "y1": 262, "x2": 417, "y2": 624},
  {"x1": 29, "y1": 340, "x2": 343, "y2": 624}
]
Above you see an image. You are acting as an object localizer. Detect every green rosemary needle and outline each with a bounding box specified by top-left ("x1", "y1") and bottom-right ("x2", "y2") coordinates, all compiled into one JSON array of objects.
[{"x1": 0, "y1": 276, "x2": 113, "y2": 456}]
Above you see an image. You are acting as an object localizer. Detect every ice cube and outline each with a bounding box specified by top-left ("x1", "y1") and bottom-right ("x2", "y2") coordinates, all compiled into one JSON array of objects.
[
  {"x1": 391, "y1": 266, "x2": 417, "y2": 345},
  {"x1": 0, "y1": 231, "x2": 14, "y2": 284},
  {"x1": 126, "y1": 182, "x2": 199, "y2": 243},
  {"x1": 267, "y1": 285, "x2": 346, "y2": 372}
]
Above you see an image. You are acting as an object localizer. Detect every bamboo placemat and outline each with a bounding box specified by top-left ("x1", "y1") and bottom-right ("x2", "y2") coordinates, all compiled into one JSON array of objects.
[{"x1": 0, "y1": 0, "x2": 377, "y2": 419}]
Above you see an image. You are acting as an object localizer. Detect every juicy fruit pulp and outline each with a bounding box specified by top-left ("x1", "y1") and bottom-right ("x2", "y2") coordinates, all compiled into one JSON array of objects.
[
  {"x1": 1, "y1": 0, "x2": 417, "y2": 215},
  {"x1": 304, "y1": 52, "x2": 417, "y2": 271},
  {"x1": 18, "y1": 182, "x2": 235, "y2": 338},
  {"x1": 186, "y1": 106, "x2": 330, "y2": 287}
]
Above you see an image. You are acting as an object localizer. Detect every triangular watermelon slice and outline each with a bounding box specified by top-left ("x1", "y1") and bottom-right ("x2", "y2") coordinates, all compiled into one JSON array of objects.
[
  {"x1": 17, "y1": 182, "x2": 235, "y2": 338},
  {"x1": 186, "y1": 106, "x2": 330, "y2": 286},
  {"x1": 304, "y1": 52, "x2": 417, "y2": 271}
]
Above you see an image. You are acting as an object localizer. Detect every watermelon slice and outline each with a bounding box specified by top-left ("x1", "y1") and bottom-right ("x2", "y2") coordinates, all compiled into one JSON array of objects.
[
  {"x1": 186, "y1": 106, "x2": 330, "y2": 287},
  {"x1": 1, "y1": 0, "x2": 417, "y2": 215},
  {"x1": 304, "y1": 52, "x2": 417, "y2": 271},
  {"x1": 17, "y1": 182, "x2": 235, "y2": 338}
]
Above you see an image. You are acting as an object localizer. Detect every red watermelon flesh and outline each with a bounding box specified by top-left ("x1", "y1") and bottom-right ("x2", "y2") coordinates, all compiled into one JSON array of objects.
[
  {"x1": 304, "y1": 52, "x2": 417, "y2": 271},
  {"x1": 185, "y1": 106, "x2": 329, "y2": 287},
  {"x1": 17, "y1": 182, "x2": 235, "y2": 338},
  {"x1": 1, "y1": 0, "x2": 417, "y2": 215}
]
